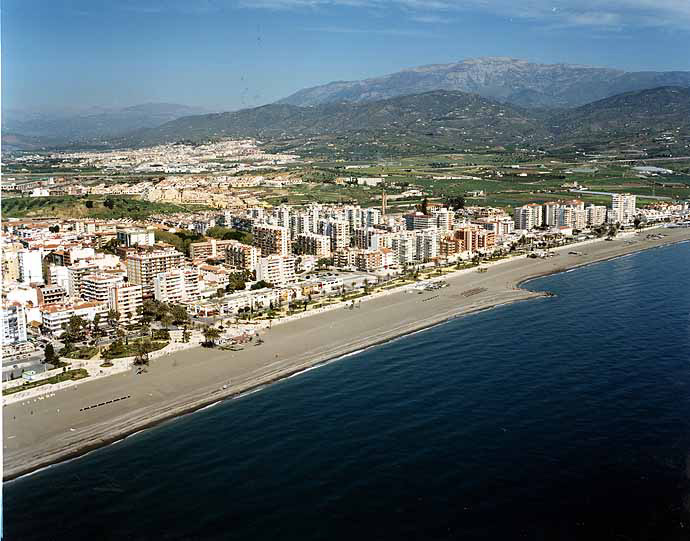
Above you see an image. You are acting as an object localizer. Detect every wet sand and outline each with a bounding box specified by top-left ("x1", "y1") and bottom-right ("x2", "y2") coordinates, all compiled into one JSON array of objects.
[{"x1": 4, "y1": 227, "x2": 690, "y2": 480}]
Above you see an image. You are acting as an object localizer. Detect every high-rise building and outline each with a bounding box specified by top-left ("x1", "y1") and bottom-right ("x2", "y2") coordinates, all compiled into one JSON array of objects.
[
  {"x1": 153, "y1": 268, "x2": 200, "y2": 304},
  {"x1": 82, "y1": 273, "x2": 126, "y2": 303},
  {"x1": 318, "y1": 220, "x2": 351, "y2": 251},
  {"x1": 224, "y1": 241, "x2": 259, "y2": 273},
  {"x1": 126, "y1": 248, "x2": 185, "y2": 297},
  {"x1": 252, "y1": 224, "x2": 290, "y2": 257},
  {"x1": 514, "y1": 204, "x2": 543, "y2": 230},
  {"x1": 109, "y1": 285, "x2": 144, "y2": 325},
  {"x1": 586, "y1": 204, "x2": 607, "y2": 226},
  {"x1": 1, "y1": 303, "x2": 28, "y2": 344},
  {"x1": 611, "y1": 194, "x2": 637, "y2": 224},
  {"x1": 294, "y1": 233, "x2": 332, "y2": 258},
  {"x1": 256, "y1": 255, "x2": 297, "y2": 287},
  {"x1": 18, "y1": 250, "x2": 44, "y2": 284}
]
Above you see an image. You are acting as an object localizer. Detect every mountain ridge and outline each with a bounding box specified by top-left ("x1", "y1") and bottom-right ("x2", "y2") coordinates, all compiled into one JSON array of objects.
[{"x1": 277, "y1": 57, "x2": 690, "y2": 109}]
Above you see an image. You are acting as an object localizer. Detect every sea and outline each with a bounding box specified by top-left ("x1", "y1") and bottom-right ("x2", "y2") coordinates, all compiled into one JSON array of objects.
[{"x1": 4, "y1": 242, "x2": 690, "y2": 540}]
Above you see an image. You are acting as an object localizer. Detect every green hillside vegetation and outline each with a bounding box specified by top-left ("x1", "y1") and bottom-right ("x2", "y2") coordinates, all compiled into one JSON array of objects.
[
  {"x1": 1, "y1": 195, "x2": 204, "y2": 219},
  {"x1": 154, "y1": 228, "x2": 252, "y2": 256},
  {"x1": 116, "y1": 87, "x2": 690, "y2": 159}
]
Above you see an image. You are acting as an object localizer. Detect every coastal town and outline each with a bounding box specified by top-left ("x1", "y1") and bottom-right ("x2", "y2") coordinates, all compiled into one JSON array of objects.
[{"x1": 3, "y1": 149, "x2": 690, "y2": 402}]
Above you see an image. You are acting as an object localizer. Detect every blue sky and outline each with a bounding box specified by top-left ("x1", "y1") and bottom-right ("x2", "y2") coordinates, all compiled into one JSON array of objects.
[{"x1": 2, "y1": 0, "x2": 690, "y2": 112}]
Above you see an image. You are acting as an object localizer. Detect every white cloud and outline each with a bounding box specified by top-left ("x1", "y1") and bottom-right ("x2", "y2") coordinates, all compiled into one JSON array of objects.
[{"x1": 238, "y1": 0, "x2": 690, "y2": 30}]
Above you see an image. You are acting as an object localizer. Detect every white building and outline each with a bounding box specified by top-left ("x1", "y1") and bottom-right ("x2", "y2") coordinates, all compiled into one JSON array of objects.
[
  {"x1": 586, "y1": 204, "x2": 607, "y2": 226},
  {"x1": 82, "y1": 273, "x2": 126, "y2": 303},
  {"x1": 611, "y1": 194, "x2": 637, "y2": 224},
  {"x1": 18, "y1": 250, "x2": 44, "y2": 284},
  {"x1": 109, "y1": 285, "x2": 143, "y2": 325},
  {"x1": 40, "y1": 301, "x2": 108, "y2": 336},
  {"x1": 2, "y1": 303, "x2": 28, "y2": 344},
  {"x1": 514, "y1": 204, "x2": 543, "y2": 231},
  {"x1": 153, "y1": 268, "x2": 201, "y2": 304},
  {"x1": 117, "y1": 228, "x2": 155, "y2": 247},
  {"x1": 256, "y1": 255, "x2": 297, "y2": 287}
]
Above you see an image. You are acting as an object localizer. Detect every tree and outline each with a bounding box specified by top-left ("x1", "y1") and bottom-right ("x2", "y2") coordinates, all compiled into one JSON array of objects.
[
  {"x1": 421, "y1": 196, "x2": 429, "y2": 215},
  {"x1": 161, "y1": 313, "x2": 173, "y2": 330},
  {"x1": 107, "y1": 309, "x2": 121, "y2": 329},
  {"x1": 133, "y1": 338, "x2": 153, "y2": 366},
  {"x1": 633, "y1": 216, "x2": 642, "y2": 229},
  {"x1": 202, "y1": 326, "x2": 221, "y2": 347},
  {"x1": 316, "y1": 257, "x2": 333, "y2": 269},
  {"x1": 182, "y1": 325, "x2": 191, "y2": 343},
  {"x1": 103, "y1": 198, "x2": 115, "y2": 209},
  {"x1": 84, "y1": 200, "x2": 94, "y2": 209},
  {"x1": 445, "y1": 196, "x2": 465, "y2": 210},
  {"x1": 62, "y1": 315, "x2": 88, "y2": 343},
  {"x1": 251, "y1": 280, "x2": 272, "y2": 290},
  {"x1": 170, "y1": 304, "x2": 188, "y2": 325},
  {"x1": 44, "y1": 344, "x2": 57, "y2": 365}
]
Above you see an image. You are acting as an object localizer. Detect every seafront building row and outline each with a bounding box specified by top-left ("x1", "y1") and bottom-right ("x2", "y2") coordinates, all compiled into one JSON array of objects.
[{"x1": 2, "y1": 195, "x2": 688, "y2": 362}]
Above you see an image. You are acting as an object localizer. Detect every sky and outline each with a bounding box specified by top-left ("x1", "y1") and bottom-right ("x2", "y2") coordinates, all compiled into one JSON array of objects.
[{"x1": 2, "y1": 0, "x2": 690, "y2": 113}]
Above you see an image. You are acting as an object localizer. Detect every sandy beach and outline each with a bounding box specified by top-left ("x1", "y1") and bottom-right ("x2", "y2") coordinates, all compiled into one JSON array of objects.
[{"x1": 4, "y1": 226, "x2": 690, "y2": 481}]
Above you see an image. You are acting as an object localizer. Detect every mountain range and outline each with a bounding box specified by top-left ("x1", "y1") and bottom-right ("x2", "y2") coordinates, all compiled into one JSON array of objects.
[
  {"x1": 279, "y1": 57, "x2": 690, "y2": 109},
  {"x1": 117, "y1": 86, "x2": 690, "y2": 155},
  {"x1": 4, "y1": 58, "x2": 690, "y2": 153}
]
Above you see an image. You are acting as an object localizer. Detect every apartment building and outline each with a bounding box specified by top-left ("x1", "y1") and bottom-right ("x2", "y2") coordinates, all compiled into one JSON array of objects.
[
  {"x1": 293, "y1": 233, "x2": 332, "y2": 258},
  {"x1": 405, "y1": 212, "x2": 437, "y2": 231},
  {"x1": 2, "y1": 303, "x2": 28, "y2": 344},
  {"x1": 36, "y1": 284, "x2": 67, "y2": 306},
  {"x1": 109, "y1": 285, "x2": 144, "y2": 324},
  {"x1": 18, "y1": 250, "x2": 44, "y2": 284},
  {"x1": 586, "y1": 204, "x2": 607, "y2": 226},
  {"x1": 256, "y1": 255, "x2": 297, "y2": 287},
  {"x1": 126, "y1": 248, "x2": 185, "y2": 297},
  {"x1": 67, "y1": 262, "x2": 100, "y2": 299},
  {"x1": 224, "y1": 241, "x2": 259, "y2": 273},
  {"x1": 116, "y1": 228, "x2": 155, "y2": 247},
  {"x1": 611, "y1": 193, "x2": 637, "y2": 224},
  {"x1": 40, "y1": 301, "x2": 108, "y2": 336},
  {"x1": 252, "y1": 224, "x2": 289, "y2": 257},
  {"x1": 318, "y1": 220, "x2": 351, "y2": 252},
  {"x1": 473, "y1": 216, "x2": 515, "y2": 237},
  {"x1": 190, "y1": 238, "x2": 238, "y2": 259},
  {"x1": 82, "y1": 272, "x2": 126, "y2": 303},
  {"x1": 514, "y1": 204, "x2": 543, "y2": 231},
  {"x1": 153, "y1": 268, "x2": 201, "y2": 304},
  {"x1": 453, "y1": 226, "x2": 496, "y2": 253}
]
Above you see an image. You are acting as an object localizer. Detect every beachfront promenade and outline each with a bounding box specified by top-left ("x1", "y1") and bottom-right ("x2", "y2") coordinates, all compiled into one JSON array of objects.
[{"x1": 4, "y1": 227, "x2": 690, "y2": 480}]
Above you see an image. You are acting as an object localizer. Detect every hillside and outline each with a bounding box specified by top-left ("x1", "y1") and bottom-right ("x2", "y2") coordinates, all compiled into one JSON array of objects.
[
  {"x1": 552, "y1": 86, "x2": 690, "y2": 141},
  {"x1": 0, "y1": 196, "x2": 201, "y2": 220},
  {"x1": 120, "y1": 90, "x2": 548, "y2": 150},
  {"x1": 278, "y1": 57, "x2": 690, "y2": 109}
]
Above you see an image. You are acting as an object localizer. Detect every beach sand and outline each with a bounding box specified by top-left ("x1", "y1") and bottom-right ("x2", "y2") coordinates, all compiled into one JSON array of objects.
[{"x1": 4, "y1": 227, "x2": 690, "y2": 480}]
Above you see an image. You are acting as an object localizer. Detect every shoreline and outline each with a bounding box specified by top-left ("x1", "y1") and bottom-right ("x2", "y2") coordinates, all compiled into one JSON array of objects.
[{"x1": 5, "y1": 227, "x2": 690, "y2": 482}]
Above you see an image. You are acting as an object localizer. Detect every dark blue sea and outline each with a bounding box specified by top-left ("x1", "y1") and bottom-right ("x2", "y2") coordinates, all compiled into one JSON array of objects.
[{"x1": 4, "y1": 242, "x2": 690, "y2": 540}]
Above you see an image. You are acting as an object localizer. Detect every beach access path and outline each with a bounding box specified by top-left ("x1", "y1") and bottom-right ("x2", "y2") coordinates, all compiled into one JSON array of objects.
[{"x1": 4, "y1": 227, "x2": 690, "y2": 480}]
